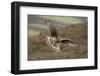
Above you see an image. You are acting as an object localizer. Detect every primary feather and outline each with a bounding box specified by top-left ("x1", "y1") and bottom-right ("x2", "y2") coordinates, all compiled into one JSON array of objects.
[{"x1": 47, "y1": 22, "x2": 58, "y2": 37}]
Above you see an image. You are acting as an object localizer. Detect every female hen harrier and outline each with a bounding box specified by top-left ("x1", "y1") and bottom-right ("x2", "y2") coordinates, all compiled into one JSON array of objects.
[{"x1": 45, "y1": 20, "x2": 77, "y2": 52}]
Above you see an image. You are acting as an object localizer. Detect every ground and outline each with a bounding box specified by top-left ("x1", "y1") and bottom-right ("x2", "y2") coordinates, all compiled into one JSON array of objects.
[{"x1": 28, "y1": 23, "x2": 88, "y2": 61}]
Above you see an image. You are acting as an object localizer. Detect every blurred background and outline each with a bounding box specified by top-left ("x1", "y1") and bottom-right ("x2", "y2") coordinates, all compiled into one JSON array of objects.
[{"x1": 28, "y1": 15, "x2": 88, "y2": 61}]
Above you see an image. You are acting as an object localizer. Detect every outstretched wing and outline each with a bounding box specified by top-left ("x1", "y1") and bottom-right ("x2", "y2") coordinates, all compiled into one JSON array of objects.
[
  {"x1": 47, "y1": 20, "x2": 58, "y2": 37},
  {"x1": 60, "y1": 38, "x2": 73, "y2": 44},
  {"x1": 60, "y1": 38, "x2": 76, "y2": 47}
]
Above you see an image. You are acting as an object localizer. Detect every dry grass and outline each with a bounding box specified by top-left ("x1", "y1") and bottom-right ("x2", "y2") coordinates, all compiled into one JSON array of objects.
[{"x1": 28, "y1": 23, "x2": 88, "y2": 61}]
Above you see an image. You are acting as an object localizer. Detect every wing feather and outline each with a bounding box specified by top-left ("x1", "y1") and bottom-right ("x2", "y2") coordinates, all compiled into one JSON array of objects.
[
  {"x1": 60, "y1": 38, "x2": 78, "y2": 47},
  {"x1": 47, "y1": 20, "x2": 58, "y2": 37},
  {"x1": 60, "y1": 38, "x2": 74, "y2": 44}
]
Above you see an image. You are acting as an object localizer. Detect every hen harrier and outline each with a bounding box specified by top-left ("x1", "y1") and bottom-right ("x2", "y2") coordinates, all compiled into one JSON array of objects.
[{"x1": 45, "y1": 20, "x2": 77, "y2": 52}]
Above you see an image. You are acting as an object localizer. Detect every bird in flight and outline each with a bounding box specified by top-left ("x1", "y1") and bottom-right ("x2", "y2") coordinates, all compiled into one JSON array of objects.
[{"x1": 45, "y1": 19, "x2": 77, "y2": 52}]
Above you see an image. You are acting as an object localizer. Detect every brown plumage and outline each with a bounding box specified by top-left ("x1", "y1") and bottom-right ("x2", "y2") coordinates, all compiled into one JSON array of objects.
[{"x1": 45, "y1": 19, "x2": 77, "y2": 52}]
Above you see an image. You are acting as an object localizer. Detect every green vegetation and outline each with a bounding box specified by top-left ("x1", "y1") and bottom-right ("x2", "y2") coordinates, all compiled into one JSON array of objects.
[
  {"x1": 42, "y1": 16, "x2": 82, "y2": 24},
  {"x1": 28, "y1": 29, "x2": 40, "y2": 37}
]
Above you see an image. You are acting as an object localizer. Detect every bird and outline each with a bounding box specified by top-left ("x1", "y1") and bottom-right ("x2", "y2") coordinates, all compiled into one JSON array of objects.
[{"x1": 45, "y1": 19, "x2": 77, "y2": 52}]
